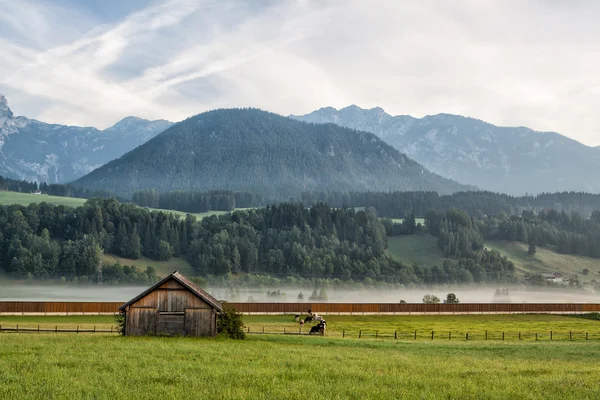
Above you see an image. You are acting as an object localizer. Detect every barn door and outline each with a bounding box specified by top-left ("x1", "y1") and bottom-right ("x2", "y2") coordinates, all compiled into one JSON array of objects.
[
  {"x1": 184, "y1": 308, "x2": 214, "y2": 336},
  {"x1": 158, "y1": 312, "x2": 185, "y2": 336},
  {"x1": 129, "y1": 307, "x2": 158, "y2": 336}
]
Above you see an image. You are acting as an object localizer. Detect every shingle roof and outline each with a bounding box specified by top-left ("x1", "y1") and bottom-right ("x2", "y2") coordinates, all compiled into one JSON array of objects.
[{"x1": 119, "y1": 271, "x2": 223, "y2": 312}]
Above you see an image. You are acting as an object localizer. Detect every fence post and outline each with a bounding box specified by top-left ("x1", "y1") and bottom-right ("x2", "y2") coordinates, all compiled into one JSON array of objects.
[
  {"x1": 77, "y1": 326, "x2": 79, "y2": 333},
  {"x1": 519, "y1": 332, "x2": 521, "y2": 341},
  {"x1": 586, "y1": 332, "x2": 588, "y2": 340},
  {"x1": 466, "y1": 332, "x2": 469, "y2": 340},
  {"x1": 394, "y1": 331, "x2": 397, "y2": 340},
  {"x1": 110, "y1": 326, "x2": 113, "y2": 334},
  {"x1": 55, "y1": 325, "x2": 57, "y2": 333},
  {"x1": 449, "y1": 332, "x2": 451, "y2": 340},
  {"x1": 343, "y1": 330, "x2": 345, "y2": 338},
  {"x1": 535, "y1": 333, "x2": 538, "y2": 341},
  {"x1": 359, "y1": 330, "x2": 362, "y2": 339},
  {"x1": 485, "y1": 330, "x2": 488, "y2": 340},
  {"x1": 569, "y1": 331, "x2": 572, "y2": 341},
  {"x1": 431, "y1": 331, "x2": 434, "y2": 340},
  {"x1": 414, "y1": 330, "x2": 417, "y2": 340},
  {"x1": 16, "y1": 324, "x2": 18, "y2": 333},
  {"x1": 502, "y1": 332, "x2": 504, "y2": 341},
  {"x1": 38, "y1": 325, "x2": 40, "y2": 333},
  {"x1": 550, "y1": 331, "x2": 553, "y2": 341}
]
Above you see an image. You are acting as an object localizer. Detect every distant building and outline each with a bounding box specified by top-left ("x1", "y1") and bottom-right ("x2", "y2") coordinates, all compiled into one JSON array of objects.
[
  {"x1": 542, "y1": 272, "x2": 563, "y2": 284},
  {"x1": 119, "y1": 271, "x2": 223, "y2": 337},
  {"x1": 32, "y1": 190, "x2": 42, "y2": 195}
]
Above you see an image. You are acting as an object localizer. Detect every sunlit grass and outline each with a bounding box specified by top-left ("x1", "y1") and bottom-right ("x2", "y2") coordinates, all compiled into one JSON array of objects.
[{"x1": 0, "y1": 333, "x2": 600, "y2": 399}]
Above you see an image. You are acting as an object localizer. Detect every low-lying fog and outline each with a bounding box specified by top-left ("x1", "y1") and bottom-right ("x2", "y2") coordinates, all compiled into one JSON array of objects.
[{"x1": 1, "y1": 284, "x2": 598, "y2": 303}]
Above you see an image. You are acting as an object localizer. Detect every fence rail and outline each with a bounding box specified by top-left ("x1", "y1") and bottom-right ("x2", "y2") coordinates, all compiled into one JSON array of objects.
[
  {"x1": 228, "y1": 302, "x2": 600, "y2": 314},
  {"x1": 0, "y1": 325, "x2": 118, "y2": 333},
  {"x1": 244, "y1": 327, "x2": 600, "y2": 341},
  {"x1": 1, "y1": 302, "x2": 600, "y2": 315}
]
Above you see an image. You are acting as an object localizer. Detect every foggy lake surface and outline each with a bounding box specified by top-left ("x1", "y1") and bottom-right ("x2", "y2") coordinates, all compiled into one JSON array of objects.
[{"x1": 1, "y1": 284, "x2": 599, "y2": 304}]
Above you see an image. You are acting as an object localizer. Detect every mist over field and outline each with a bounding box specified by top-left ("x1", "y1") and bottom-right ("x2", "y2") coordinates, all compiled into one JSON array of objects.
[{"x1": 1, "y1": 284, "x2": 598, "y2": 304}]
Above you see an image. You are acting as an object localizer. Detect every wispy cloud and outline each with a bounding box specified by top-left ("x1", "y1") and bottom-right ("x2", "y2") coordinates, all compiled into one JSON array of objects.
[{"x1": 1, "y1": 0, "x2": 600, "y2": 145}]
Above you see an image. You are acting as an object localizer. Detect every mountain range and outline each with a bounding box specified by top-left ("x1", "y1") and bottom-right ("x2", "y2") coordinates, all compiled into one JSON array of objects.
[
  {"x1": 0, "y1": 94, "x2": 172, "y2": 183},
  {"x1": 73, "y1": 108, "x2": 472, "y2": 198},
  {"x1": 291, "y1": 106, "x2": 600, "y2": 195}
]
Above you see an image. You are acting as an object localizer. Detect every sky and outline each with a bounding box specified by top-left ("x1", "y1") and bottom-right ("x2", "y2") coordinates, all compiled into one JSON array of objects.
[{"x1": 1, "y1": 0, "x2": 600, "y2": 146}]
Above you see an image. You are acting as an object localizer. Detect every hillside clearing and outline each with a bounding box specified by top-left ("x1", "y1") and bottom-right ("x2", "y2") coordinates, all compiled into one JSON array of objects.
[
  {"x1": 386, "y1": 234, "x2": 445, "y2": 267},
  {"x1": 485, "y1": 241, "x2": 600, "y2": 282},
  {"x1": 386, "y1": 234, "x2": 600, "y2": 282},
  {"x1": 0, "y1": 191, "x2": 86, "y2": 207},
  {"x1": 0, "y1": 191, "x2": 235, "y2": 220}
]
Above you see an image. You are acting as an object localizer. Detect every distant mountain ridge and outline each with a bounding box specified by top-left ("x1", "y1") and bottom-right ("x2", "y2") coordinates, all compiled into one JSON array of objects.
[
  {"x1": 291, "y1": 106, "x2": 600, "y2": 195},
  {"x1": 73, "y1": 108, "x2": 474, "y2": 198},
  {"x1": 0, "y1": 94, "x2": 173, "y2": 183}
]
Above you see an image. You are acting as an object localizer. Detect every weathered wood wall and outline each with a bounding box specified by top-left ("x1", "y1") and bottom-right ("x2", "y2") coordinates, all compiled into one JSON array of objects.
[{"x1": 125, "y1": 280, "x2": 217, "y2": 337}]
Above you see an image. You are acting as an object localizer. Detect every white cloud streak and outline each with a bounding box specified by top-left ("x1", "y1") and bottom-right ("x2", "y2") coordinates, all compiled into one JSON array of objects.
[{"x1": 1, "y1": 0, "x2": 600, "y2": 145}]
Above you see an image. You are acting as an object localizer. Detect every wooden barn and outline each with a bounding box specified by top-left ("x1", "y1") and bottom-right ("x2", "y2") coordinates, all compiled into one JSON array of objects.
[{"x1": 119, "y1": 271, "x2": 222, "y2": 337}]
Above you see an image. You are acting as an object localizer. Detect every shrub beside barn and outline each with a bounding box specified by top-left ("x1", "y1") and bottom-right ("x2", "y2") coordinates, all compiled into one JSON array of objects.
[{"x1": 119, "y1": 271, "x2": 222, "y2": 336}]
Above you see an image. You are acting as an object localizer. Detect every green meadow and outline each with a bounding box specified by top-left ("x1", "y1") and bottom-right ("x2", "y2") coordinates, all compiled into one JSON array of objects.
[
  {"x1": 1, "y1": 332, "x2": 600, "y2": 399},
  {"x1": 0, "y1": 191, "x2": 86, "y2": 207},
  {"x1": 1, "y1": 315, "x2": 600, "y2": 398}
]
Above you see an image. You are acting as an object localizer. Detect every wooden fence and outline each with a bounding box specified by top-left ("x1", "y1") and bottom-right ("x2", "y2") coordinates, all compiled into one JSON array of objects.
[
  {"x1": 1, "y1": 302, "x2": 600, "y2": 315},
  {"x1": 227, "y1": 302, "x2": 600, "y2": 314},
  {"x1": 244, "y1": 328, "x2": 600, "y2": 341},
  {"x1": 0, "y1": 325, "x2": 118, "y2": 334},
  {"x1": 0, "y1": 302, "x2": 123, "y2": 314}
]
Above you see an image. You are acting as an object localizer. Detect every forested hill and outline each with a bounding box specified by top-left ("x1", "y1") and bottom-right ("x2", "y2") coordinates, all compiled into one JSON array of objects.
[{"x1": 73, "y1": 109, "x2": 474, "y2": 199}]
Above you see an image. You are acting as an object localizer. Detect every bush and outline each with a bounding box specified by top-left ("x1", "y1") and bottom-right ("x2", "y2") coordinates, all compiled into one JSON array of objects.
[
  {"x1": 114, "y1": 311, "x2": 126, "y2": 335},
  {"x1": 422, "y1": 294, "x2": 440, "y2": 304},
  {"x1": 217, "y1": 302, "x2": 246, "y2": 339},
  {"x1": 445, "y1": 293, "x2": 459, "y2": 304}
]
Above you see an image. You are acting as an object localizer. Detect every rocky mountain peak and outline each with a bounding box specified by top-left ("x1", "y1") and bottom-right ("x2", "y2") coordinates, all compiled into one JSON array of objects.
[{"x1": 0, "y1": 94, "x2": 14, "y2": 120}]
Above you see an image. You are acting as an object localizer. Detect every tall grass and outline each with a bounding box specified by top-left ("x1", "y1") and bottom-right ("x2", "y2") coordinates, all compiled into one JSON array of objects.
[{"x1": 0, "y1": 334, "x2": 600, "y2": 399}]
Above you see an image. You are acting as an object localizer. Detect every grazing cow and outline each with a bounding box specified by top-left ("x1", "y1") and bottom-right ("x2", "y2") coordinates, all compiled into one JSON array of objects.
[{"x1": 309, "y1": 320, "x2": 327, "y2": 335}]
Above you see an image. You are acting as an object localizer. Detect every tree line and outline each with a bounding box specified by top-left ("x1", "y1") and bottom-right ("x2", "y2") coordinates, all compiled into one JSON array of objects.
[
  {"x1": 0, "y1": 198, "x2": 516, "y2": 285},
  {"x1": 0, "y1": 199, "x2": 189, "y2": 280},
  {"x1": 131, "y1": 189, "x2": 261, "y2": 212},
  {"x1": 424, "y1": 207, "x2": 600, "y2": 262},
  {"x1": 299, "y1": 190, "x2": 600, "y2": 219}
]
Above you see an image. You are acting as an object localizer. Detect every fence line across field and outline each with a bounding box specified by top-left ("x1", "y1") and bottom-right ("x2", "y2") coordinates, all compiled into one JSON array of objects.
[
  {"x1": 2, "y1": 302, "x2": 600, "y2": 315},
  {"x1": 0, "y1": 324, "x2": 118, "y2": 333},
  {"x1": 244, "y1": 327, "x2": 600, "y2": 341},
  {"x1": 2, "y1": 324, "x2": 598, "y2": 341}
]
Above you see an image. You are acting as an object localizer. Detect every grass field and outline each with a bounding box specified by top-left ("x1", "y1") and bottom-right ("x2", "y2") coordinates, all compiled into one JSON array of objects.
[
  {"x1": 485, "y1": 241, "x2": 600, "y2": 282},
  {"x1": 0, "y1": 191, "x2": 242, "y2": 221},
  {"x1": 0, "y1": 191, "x2": 86, "y2": 207},
  {"x1": 102, "y1": 254, "x2": 195, "y2": 277},
  {"x1": 386, "y1": 234, "x2": 445, "y2": 267},
  {"x1": 386, "y1": 234, "x2": 600, "y2": 282},
  {"x1": 1, "y1": 314, "x2": 600, "y2": 399}
]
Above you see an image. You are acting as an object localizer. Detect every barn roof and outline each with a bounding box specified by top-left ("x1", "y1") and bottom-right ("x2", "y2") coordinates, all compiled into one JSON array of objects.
[{"x1": 119, "y1": 271, "x2": 223, "y2": 312}]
